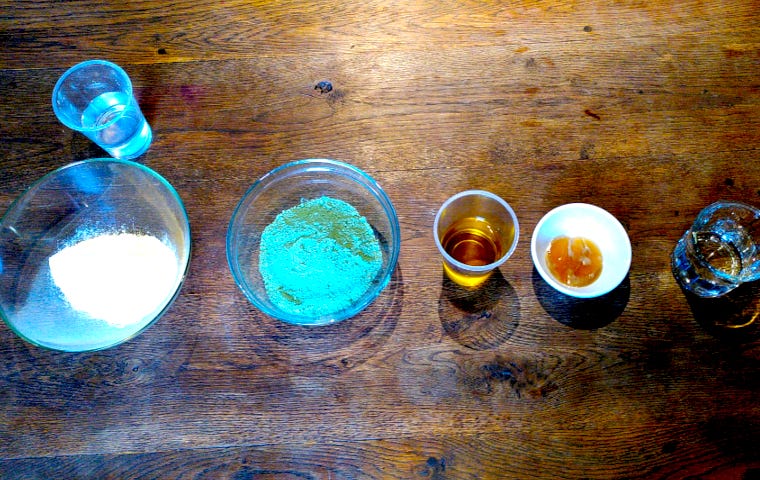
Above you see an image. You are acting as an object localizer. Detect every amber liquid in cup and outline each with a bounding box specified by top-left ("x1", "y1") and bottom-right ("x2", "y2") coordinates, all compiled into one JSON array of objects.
[
  {"x1": 435, "y1": 190, "x2": 519, "y2": 288},
  {"x1": 440, "y1": 216, "x2": 514, "y2": 287},
  {"x1": 442, "y1": 217, "x2": 503, "y2": 267}
]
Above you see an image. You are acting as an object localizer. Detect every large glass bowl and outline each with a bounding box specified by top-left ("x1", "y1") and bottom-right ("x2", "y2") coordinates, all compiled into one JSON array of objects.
[
  {"x1": 227, "y1": 159, "x2": 401, "y2": 326},
  {"x1": 0, "y1": 159, "x2": 191, "y2": 351}
]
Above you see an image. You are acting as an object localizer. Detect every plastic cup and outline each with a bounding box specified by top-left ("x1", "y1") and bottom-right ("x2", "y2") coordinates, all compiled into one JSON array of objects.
[
  {"x1": 434, "y1": 190, "x2": 519, "y2": 288},
  {"x1": 52, "y1": 60, "x2": 152, "y2": 160},
  {"x1": 672, "y1": 200, "x2": 760, "y2": 297}
]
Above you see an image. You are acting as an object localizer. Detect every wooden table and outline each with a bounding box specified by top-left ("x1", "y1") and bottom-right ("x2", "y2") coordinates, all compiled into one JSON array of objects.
[{"x1": 1, "y1": 1, "x2": 759, "y2": 478}]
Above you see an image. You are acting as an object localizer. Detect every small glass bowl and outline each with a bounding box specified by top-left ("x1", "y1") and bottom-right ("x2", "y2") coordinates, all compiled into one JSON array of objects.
[
  {"x1": 0, "y1": 159, "x2": 191, "y2": 352},
  {"x1": 227, "y1": 159, "x2": 401, "y2": 326},
  {"x1": 531, "y1": 203, "x2": 631, "y2": 298}
]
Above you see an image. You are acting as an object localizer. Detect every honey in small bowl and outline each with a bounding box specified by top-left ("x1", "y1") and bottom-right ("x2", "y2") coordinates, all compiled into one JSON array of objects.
[{"x1": 545, "y1": 236, "x2": 603, "y2": 287}]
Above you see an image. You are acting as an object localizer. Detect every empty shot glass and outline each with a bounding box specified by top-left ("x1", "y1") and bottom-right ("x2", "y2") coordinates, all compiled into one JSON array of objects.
[
  {"x1": 434, "y1": 190, "x2": 519, "y2": 288},
  {"x1": 672, "y1": 200, "x2": 760, "y2": 297},
  {"x1": 52, "y1": 60, "x2": 152, "y2": 160}
]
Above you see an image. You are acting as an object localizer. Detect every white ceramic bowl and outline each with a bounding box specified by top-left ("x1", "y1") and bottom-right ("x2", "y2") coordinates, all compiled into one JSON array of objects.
[{"x1": 531, "y1": 203, "x2": 631, "y2": 298}]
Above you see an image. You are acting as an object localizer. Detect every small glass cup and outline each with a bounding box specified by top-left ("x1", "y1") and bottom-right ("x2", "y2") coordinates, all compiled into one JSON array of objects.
[
  {"x1": 672, "y1": 200, "x2": 760, "y2": 297},
  {"x1": 52, "y1": 60, "x2": 152, "y2": 160},
  {"x1": 434, "y1": 190, "x2": 519, "y2": 288}
]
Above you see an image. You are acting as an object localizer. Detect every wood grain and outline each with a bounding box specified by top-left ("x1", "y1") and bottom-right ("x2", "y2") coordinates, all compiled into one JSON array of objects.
[{"x1": 1, "y1": 0, "x2": 759, "y2": 478}]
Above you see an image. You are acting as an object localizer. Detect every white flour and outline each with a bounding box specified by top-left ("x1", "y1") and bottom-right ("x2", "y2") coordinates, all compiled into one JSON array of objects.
[{"x1": 49, "y1": 233, "x2": 179, "y2": 328}]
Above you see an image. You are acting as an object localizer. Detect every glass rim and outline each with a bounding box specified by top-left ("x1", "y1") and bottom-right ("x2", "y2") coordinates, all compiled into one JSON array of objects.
[
  {"x1": 433, "y1": 189, "x2": 520, "y2": 273},
  {"x1": 690, "y1": 200, "x2": 760, "y2": 281},
  {"x1": 51, "y1": 59, "x2": 136, "y2": 132}
]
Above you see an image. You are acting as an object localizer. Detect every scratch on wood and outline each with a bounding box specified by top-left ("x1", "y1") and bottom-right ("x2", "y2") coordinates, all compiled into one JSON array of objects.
[{"x1": 584, "y1": 109, "x2": 601, "y2": 120}]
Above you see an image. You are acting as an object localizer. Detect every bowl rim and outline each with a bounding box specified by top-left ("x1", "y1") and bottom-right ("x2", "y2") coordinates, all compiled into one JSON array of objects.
[
  {"x1": 226, "y1": 158, "x2": 401, "y2": 326},
  {"x1": 530, "y1": 202, "x2": 631, "y2": 298},
  {"x1": 0, "y1": 158, "x2": 192, "y2": 352}
]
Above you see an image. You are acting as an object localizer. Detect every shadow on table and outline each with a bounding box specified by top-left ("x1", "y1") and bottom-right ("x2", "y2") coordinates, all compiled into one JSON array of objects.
[
  {"x1": 682, "y1": 280, "x2": 760, "y2": 343},
  {"x1": 532, "y1": 267, "x2": 630, "y2": 330},
  {"x1": 252, "y1": 266, "x2": 404, "y2": 373},
  {"x1": 438, "y1": 269, "x2": 519, "y2": 350}
]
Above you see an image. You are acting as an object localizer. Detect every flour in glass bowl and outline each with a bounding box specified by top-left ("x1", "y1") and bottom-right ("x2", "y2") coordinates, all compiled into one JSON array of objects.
[{"x1": 49, "y1": 232, "x2": 179, "y2": 328}]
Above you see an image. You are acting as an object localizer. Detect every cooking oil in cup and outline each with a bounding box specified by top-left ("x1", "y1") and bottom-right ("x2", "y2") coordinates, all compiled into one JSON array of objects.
[
  {"x1": 434, "y1": 191, "x2": 519, "y2": 288},
  {"x1": 442, "y1": 217, "x2": 503, "y2": 267}
]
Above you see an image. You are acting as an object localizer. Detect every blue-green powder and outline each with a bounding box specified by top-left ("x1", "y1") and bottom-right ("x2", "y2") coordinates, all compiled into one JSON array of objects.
[{"x1": 259, "y1": 196, "x2": 383, "y2": 317}]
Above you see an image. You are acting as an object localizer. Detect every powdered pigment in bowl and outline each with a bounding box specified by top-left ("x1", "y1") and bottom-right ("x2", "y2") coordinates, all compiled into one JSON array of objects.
[{"x1": 259, "y1": 196, "x2": 382, "y2": 317}]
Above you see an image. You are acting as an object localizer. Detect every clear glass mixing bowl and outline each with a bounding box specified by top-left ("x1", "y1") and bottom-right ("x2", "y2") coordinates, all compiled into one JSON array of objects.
[
  {"x1": 0, "y1": 159, "x2": 191, "y2": 351},
  {"x1": 227, "y1": 159, "x2": 400, "y2": 326}
]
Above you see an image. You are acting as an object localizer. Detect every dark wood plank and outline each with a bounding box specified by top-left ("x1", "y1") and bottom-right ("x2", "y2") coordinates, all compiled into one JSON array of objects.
[
  {"x1": 1, "y1": 0, "x2": 759, "y2": 478},
  {"x1": 2, "y1": 431, "x2": 760, "y2": 479}
]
